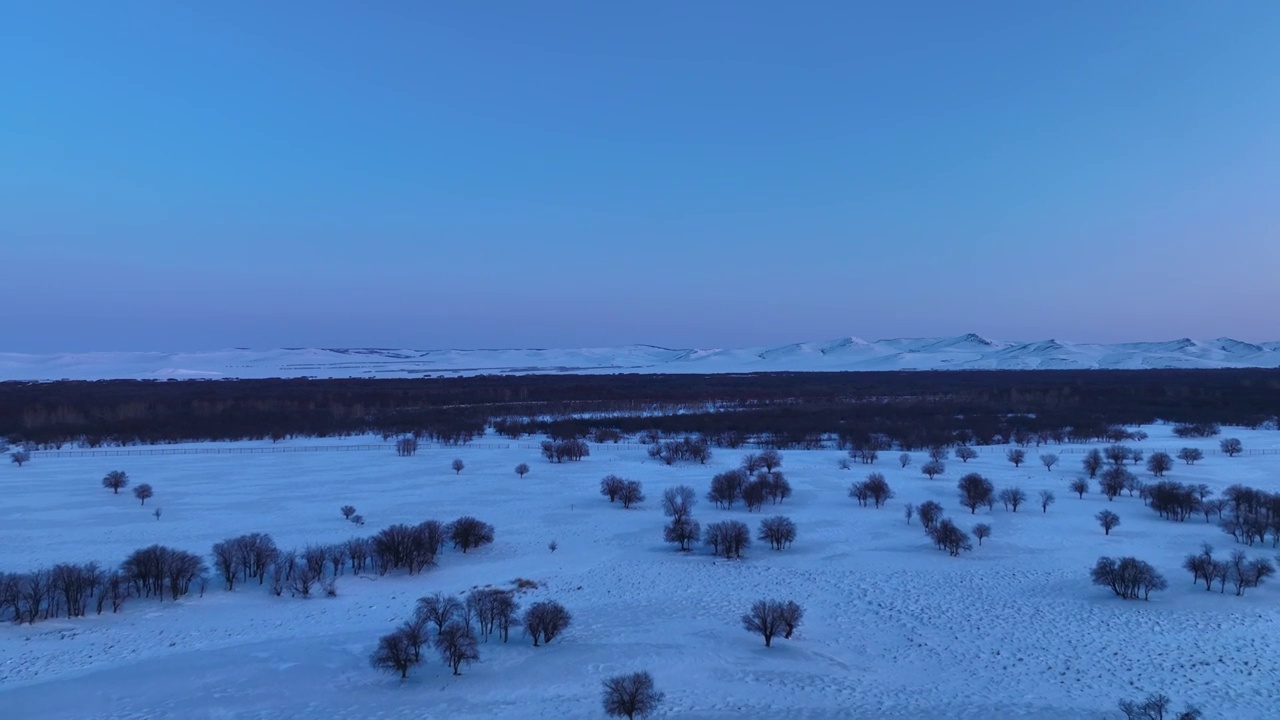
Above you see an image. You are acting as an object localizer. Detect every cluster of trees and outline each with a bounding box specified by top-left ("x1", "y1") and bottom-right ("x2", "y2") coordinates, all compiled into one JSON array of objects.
[
  {"x1": 848, "y1": 473, "x2": 894, "y2": 508},
  {"x1": 661, "y1": 485, "x2": 700, "y2": 551},
  {"x1": 704, "y1": 521, "x2": 752, "y2": 559},
  {"x1": 1217, "y1": 484, "x2": 1280, "y2": 547},
  {"x1": 1118, "y1": 692, "x2": 1202, "y2": 720},
  {"x1": 905, "y1": 500, "x2": 972, "y2": 557},
  {"x1": 741, "y1": 598, "x2": 803, "y2": 647},
  {"x1": 0, "y1": 562, "x2": 129, "y2": 623},
  {"x1": 540, "y1": 439, "x2": 590, "y2": 463},
  {"x1": 99, "y1": 470, "x2": 157, "y2": 505},
  {"x1": 1090, "y1": 556, "x2": 1166, "y2": 600},
  {"x1": 647, "y1": 436, "x2": 712, "y2": 465},
  {"x1": 1183, "y1": 544, "x2": 1275, "y2": 596},
  {"x1": 706, "y1": 456, "x2": 791, "y2": 511},
  {"x1": 600, "y1": 475, "x2": 646, "y2": 509},
  {"x1": 1173, "y1": 422, "x2": 1220, "y2": 438}
]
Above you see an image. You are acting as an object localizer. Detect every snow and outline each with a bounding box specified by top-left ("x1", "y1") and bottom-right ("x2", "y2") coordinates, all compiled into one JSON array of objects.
[
  {"x1": 3, "y1": 335, "x2": 1280, "y2": 380},
  {"x1": 3, "y1": 427, "x2": 1280, "y2": 718}
]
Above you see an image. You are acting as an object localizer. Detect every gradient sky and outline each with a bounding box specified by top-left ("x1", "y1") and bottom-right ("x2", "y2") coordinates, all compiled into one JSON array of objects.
[{"x1": 4, "y1": 2, "x2": 1279, "y2": 352}]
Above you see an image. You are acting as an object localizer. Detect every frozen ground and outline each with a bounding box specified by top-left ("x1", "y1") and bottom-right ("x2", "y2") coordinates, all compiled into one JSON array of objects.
[{"x1": 3, "y1": 426, "x2": 1280, "y2": 719}]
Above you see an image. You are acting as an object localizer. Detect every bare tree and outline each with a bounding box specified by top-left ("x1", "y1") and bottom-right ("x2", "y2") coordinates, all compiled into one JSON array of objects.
[
  {"x1": 341, "y1": 505, "x2": 356, "y2": 520},
  {"x1": 928, "y1": 519, "x2": 973, "y2": 556},
  {"x1": 600, "y1": 475, "x2": 626, "y2": 503},
  {"x1": 997, "y1": 486, "x2": 1026, "y2": 512},
  {"x1": 1091, "y1": 556, "x2": 1166, "y2": 600},
  {"x1": 370, "y1": 630, "x2": 417, "y2": 679},
  {"x1": 515, "y1": 462, "x2": 530, "y2": 478},
  {"x1": 133, "y1": 483, "x2": 154, "y2": 506},
  {"x1": 1176, "y1": 448, "x2": 1203, "y2": 465},
  {"x1": 741, "y1": 599, "x2": 799, "y2": 647},
  {"x1": 445, "y1": 516, "x2": 494, "y2": 553},
  {"x1": 704, "y1": 520, "x2": 751, "y2": 559},
  {"x1": 903, "y1": 503, "x2": 915, "y2": 525},
  {"x1": 618, "y1": 480, "x2": 645, "y2": 509},
  {"x1": 1118, "y1": 692, "x2": 1201, "y2": 720},
  {"x1": 917, "y1": 501, "x2": 944, "y2": 531},
  {"x1": 523, "y1": 600, "x2": 571, "y2": 646},
  {"x1": 1070, "y1": 478, "x2": 1089, "y2": 499},
  {"x1": 863, "y1": 473, "x2": 893, "y2": 507},
  {"x1": 1082, "y1": 448, "x2": 1104, "y2": 478},
  {"x1": 958, "y1": 473, "x2": 994, "y2": 514},
  {"x1": 759, "y1": 449, "x2": 783, "y2": 472},
  {"x1": 1219, "y1": 438, "x2": 1243, "y2": 457},
  {"x1": 435, "y1": 621, "x2": 480, "y2": 675},
  {"x1": 661, "y1": 485, "x2": 697, "y2": 521},
  {"x1": 899, "y1": 452, "x2": 911, "y2": 468},
  {"x1": 1039, "y1": 490, "x2": 1056, "y2": 513},
  {"x1": 663, "y1": 517, "x2": 701, "y2": 551},
  {"x1": 837, "y1": 457, "x2": 852, "y2": 471},
  {"x1": 395, "y1": 436, "x2": 419, "y2": 457},
  {"x1": 417, "y1": 592, "x2": 463, "y2": 634},
  {"x1": 928, "y1": 446, "x2": 949, "y2": 462},
  {"x1": 1040, "y1": 453, "x2": 1059, "y2": 471},
  {"x1": 1096, "y1": 510, "x2": 1120, "y2": 535},
  {"x1": 740, "y1": 453, "x2": 763, "y2": 476},
  {"x1": 102, "y1": 470, "x2": 129, "y2": 495},
  {"x1": 921, "y1": 460, "x2": 945, "y2": 480},
  {"x1": 758, "y1": 516, "x2": 796, "y2": 550},
  {"x1": 10, "y1": 450, "x2": 31, "y2": 467},
  {"x1": 1100, "y1": 466, "x2": 1132, "y2": 501},
  {"x1": 973, "y1": 523, "x2": 992, "y2": 545},
  {"x1": 602, "y1": 671, "x2": 665, "y2": 720},
  {"x1": 707, "y1": 470, "x2": 746, "y2": 509},
  {"x1": 955, "y1": 446, "x2": 978, "y2": 463},
  {"x1": 1146, "y1": 452, "x2": 1173, "y2": 477},
  {"x1": 451, "y1": 458, "x2": 465, "y2": 475},
  {"x1": 1006, "y1": 448, "x2": 1026, "y2": 468},
  {"x1": 400, "y1": 614, "x2": 431, "y2": 662}
]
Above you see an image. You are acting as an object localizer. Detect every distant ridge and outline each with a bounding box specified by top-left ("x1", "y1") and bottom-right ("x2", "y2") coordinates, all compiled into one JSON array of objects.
[{"x1": 3, "y1": 335, "x2": 1278, "y2": 381}]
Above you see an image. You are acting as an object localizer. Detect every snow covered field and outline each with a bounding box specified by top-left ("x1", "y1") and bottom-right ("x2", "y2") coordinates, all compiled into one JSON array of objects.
[{"x1": 3, "y1": 426, "x2": 1280, "y2": 719}]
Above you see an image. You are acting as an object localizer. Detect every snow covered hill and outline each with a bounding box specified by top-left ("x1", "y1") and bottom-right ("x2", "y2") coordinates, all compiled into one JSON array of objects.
[{"x1": 2, "y1": 334, "x2": 1278, "y2": 380}]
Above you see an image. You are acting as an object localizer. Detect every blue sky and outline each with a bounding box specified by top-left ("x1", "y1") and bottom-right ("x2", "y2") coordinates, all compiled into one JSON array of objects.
[{"x1": 4, "y1": 2, "x2": 1278, "y2": 351}]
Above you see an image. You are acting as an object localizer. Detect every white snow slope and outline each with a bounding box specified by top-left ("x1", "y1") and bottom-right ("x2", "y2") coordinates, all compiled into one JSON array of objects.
[
  {"x1": 3, "y1": 427, "x2": 1280, "y2": 718},
  {"x1": 3, "y1": 335, "x2": 1279, "y2": 380}
]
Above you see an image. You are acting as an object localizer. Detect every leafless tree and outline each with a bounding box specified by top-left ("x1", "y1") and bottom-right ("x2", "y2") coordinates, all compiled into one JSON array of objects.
[
  {"x1": 1100, "y1": 466, "x2": 1132, "y2": 501},
  {"x1": 1040, "y1": 453, "x2": 1059, "y2": 471},
  {"x1": 741, "y1": 599, "x2": 797, "y2": 647},
  {"x1": 1118, "y1": 692, "x2": 1201, "y2": 720},
  {"x1": 921, "y1": 460, "x2": 945, "y2": 480},
  {"x1": 904, "y1": 503, "x2": 915, "y2": 525},
  {"x1": 399, "y1": 613, "x2": 431, "y2": 662},
  {"x1": 133, "y1": 483, "x2": 154, "y2": 505},
  {"x1": 523, "y1": 600, "x2": 571, "y2": 646},
  {"x1": 837, "y1": 458, "x2": 851, "y2": 471},
  {"x1": 704, "y1": 520, "x2": 751, "y2": 559},
  {"x1": 1146, "y1": 452, "x2": 1173, "y2": 477},
  {"x1": 997, "y1": 486, "x2": 1027, "y2": 512},
  {"x1": 417, "y1": 592, "x2": 463, "y2": 633},
  {"x1": 1174, "y1": 447, "x2": 1201, "y2": 466},
  {"x1": 618, "y1": 480, "x2": 645, "y2": 509},
  {"x1": 1220, "y1": 438, "x2": 1243, "y2": 457},
  {"x1": 446, "y1": 516, "x2": 495, "y2": 553},
  {"x1": 370, "y1": 630, "x2": 417, "y2": 679},
  {"x1": 1070, "y1": 478, "x2": 1090, "y2": 499},
  {"x1": 928, "y1": 519, "x2": 973, "y2": 556},
  {"x1": 917, "y1": 501, "x2": 944, "y2": 531},
  {"x1": 955, "y1": 446, "x2": 977, "y2": 463},
  {"x1": 435, "y1": 621, "x2": 480, "y2": 675},
  {"x1": 707, "y1": 470, "x2": 746, "y2": 509},
  {"x1": 341, "y1": 505, "x2": 356, "y2": 520},
  {"x1": 395, "y1": 437, "x2": 419, "y2": 457},
  {"x1": 758, "y1": 516, "x2": 796, "y2": 550},
  {"x1": 663, "y1": 517, "x2": 701, "y2": 552},
  {"x1": 1091, "y1": 556, "x2": 1166, "y2": 600},
  {"x1": 10, "y1": 449, "x2": 31, "y2": 467},
  {"x1": 451, "y1": 458, "x2": 465, "y2": 475},
  {"x1": 899, "y1": 452, "x2": 911, "y2": 468},
  {"x1": 661, "y1": 485, "x2": 697, "y2": 521},
  {"x1": 1096, "y1": 510, "x2": 1121, "y2": 535},
  {"x1": 1082, "y1": 448, "x2": 1103, "y2": 478},
  {"x1": 759, "y1": 449, "x2": 783, "y2": 472},
  {"x1": 958, "y1": 473, "x2": 994, "y2": 514},
  {"x1": 1006, "y1": 448, "x2": 1026, "y2": 468},
  {"x1": 927, "y1": 445, "x2": 949, "y2": 462},
  {"x1": 102, "y1": 470, "x2": 129, "y2": 494},
  {"x1": 345, "y1": 537, "x2": 371, "y2": 574},
  {"x1": 602, "y1": 671, "x2": 665, "y2": 720},
  {"x1": 973, "y1": 523, "x2": 991, "y2": 545},
  {"x1": 600, "y1": 475, "x2": 627, "y2": 502},
  {"x1": 515, "y1": 462, "x2": 530, "y2": 478},
  {"x1": 1039, "y1": 490, "x2": 1056, "y2": 513}
]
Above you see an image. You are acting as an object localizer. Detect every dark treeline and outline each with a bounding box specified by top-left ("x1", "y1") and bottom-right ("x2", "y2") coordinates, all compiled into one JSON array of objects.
[{"x1": 3, "y1": 369, "x2": 1278, "y2": 447}]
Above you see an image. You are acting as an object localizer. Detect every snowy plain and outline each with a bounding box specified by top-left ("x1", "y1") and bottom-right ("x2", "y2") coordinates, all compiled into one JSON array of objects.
[
  {"x1": 2, "y1": 335, "x2": 1280, "y2": 380},
  {"x1": 3, "y1": 425, "x2": 1280, "y2": 719}
]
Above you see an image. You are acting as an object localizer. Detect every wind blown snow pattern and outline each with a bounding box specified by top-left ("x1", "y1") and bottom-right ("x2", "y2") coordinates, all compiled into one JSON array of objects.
[
  {"x1": 3, "y1": 426, "x2": 1280, "y2": 718},
  {"x1": 3, "y1": 335, "x2": 1279, "y2": 380}
]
